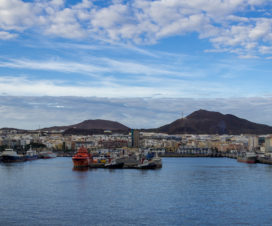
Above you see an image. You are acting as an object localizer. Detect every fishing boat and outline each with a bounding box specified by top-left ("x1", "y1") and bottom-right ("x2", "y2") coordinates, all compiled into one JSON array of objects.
[
  {"x1": 25, "y1": 147, "x2": 38, "y2": 161},
  {"x1": 1, "y1": 149, "x2": 25, "y2": 162},
  {"x1": 105, "y1": 159, "x2": 124, "y2": 169},
  {"x1": 151, "y1": 152, "x2": 162, "y2": 168},
  {"x1": 72, "y1": 146, "x2": 91, "y2": 168},
  {"x1": 237, "y1": 151, "x2": 257, "y2": 164},
  {"x1": 138, "y1": 159, "x2": 157, "y2": 169},
  {"x1": 137, "y1": 151, "x2": 162, "y2": 169},
  {"x1": 256, "y1": 153, "x2": 272, "y2": 164}
]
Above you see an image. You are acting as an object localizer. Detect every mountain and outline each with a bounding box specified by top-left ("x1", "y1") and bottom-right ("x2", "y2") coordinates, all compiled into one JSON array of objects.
[
  {"x1": 42, "y1": 119, "x2": 130, "y2": 135},
  {"x1": 155, "y1": 109, "x2": 272, "y2": 135}
]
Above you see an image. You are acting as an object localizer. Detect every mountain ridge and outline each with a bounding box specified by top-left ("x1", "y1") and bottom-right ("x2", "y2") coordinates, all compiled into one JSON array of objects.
[
  {"x1": 154, "y1": 109, "x2": 272, "y2": 135},
  {"x1": 41, "y1": 119, "x2": 130, "y2": 132},
  {"x1": 1, "y1": 110, "x2": 272, "y2": 135}
]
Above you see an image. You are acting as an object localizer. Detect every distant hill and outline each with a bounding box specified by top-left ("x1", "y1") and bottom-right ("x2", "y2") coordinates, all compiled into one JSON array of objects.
[
  {"x1": 42, "y1": 119, "x2": 130, "y2": 135},
  {"x1": 2, "y1": 110, "x2": 272, "y2": 135},
  {"x1": 154, "y1": 109, "x2": 272, "y2": 135},
  {"x1": 0, "y1": 127, "x2": 28, "y2": 133}
]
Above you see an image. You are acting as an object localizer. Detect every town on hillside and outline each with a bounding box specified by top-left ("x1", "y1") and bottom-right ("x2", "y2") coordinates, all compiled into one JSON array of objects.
[{"x1": 0, "y1": 127, "x2": 271, "y2": 159}]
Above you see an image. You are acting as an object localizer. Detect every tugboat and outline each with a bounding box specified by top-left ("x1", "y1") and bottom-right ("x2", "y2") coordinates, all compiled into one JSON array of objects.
[
  {"x1": 72, "y1": 146, "x2": 91, "y2": 168},
  {"x1": 1, "y1": 149, "x2": 25, "y2": 162}
]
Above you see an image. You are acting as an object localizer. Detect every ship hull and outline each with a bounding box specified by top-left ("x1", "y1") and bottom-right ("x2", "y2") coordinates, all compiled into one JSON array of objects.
[
  {"x1": 72, "y1": 158, "x2": 90, "y2": 168},
  {"x1": 1, "y1": 156, "x2": 25, "y2": 163},
  {"x1": 237, "y1": 157, "x2": 256, "y2": 164},
  {"x1": 106, "y1": 162, "x2": 124, "y2": 169},
  {"x1": 138, "y1": 162, "x2": 157, "y2": 169},
  {"x1": 257, "y1": 157, "x2": 272, "y2": 164},
  {"x1": 25, "y1": 156, "x2": 38, "y2": 161},
  {"x1": 39, "y1": 152, "x2": 57, "y2": 159}
]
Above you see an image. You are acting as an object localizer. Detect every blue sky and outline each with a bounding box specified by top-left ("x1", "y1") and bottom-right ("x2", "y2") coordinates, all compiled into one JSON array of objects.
[{"x1": 1, "y1": 0, "x2": 272, "y2": 129}]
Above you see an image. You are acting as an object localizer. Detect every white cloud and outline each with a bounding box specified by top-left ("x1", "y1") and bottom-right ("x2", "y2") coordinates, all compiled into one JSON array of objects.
[
  {"x1": 0, "y1": 59, "x2": 108, "y2": 75},
  {"x1": 0, "y1": 56, "x2": 189, "y2": 78},
  {"x1": 0, "y1": 0, "x2": 35, "y2": 31},
  {"x1": 0, "y1": 0, "x2": 271, "y2": 56},
  {"x1": 0, "y1": 72, "x2": 262, "y2": 99},
  {"x1": 0, "y1": 31, "x2": 17, "y2": 40},
  {"x1": 0, "y1": 76, "x2": 170, "y2": 97}
]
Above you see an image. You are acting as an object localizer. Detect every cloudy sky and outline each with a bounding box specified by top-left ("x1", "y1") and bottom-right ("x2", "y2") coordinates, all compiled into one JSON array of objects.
[{"x1": 0, "y1": 0, "x2": 272, "y2": 129}]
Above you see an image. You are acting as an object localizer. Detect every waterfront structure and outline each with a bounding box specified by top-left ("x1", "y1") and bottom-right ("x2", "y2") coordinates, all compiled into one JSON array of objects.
[
  {"x1": 248, "y1": 136, "x2": 259, "y2": 151},
  {"x1": 131, "y1": 129, "x2": 140, "y2": 148},
  {"x1": 265, "y1": 136, "x2": 272, "y2": 153}
]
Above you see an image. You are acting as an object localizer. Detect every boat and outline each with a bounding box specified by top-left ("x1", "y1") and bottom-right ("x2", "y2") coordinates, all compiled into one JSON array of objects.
[
  {"x1": 138, "y1": 159, "x2": 157, "y2": 169},
  {"x1": 121, "y1": 153, "x2": 141, "y2": 168},
  {"x1": 151, "y1": 152, "x2": 162, "y2": 168},
  {"x1": 105, "y1": 159, "x2": 124, "y2": 169},
  {"x1": 38, "y1": 150, "x2": 57, "y2": 159},
  {"x1": 137, "y1": 151, "x2": 162, "y2": 169},
  {"x1": 257, "y1": 153, "x2": 272, "y2": 164},
  {"x1": 72, "y1": 146, "x2": 91, "y2": 168},
  {"x1": 25, "y1": 147, "x2": 38, "y2": 161},
  {"x1": 1, "y1": 149, "x2": 25, "y2": 162},
  {"x1": 237, "y1": 151, "x2": 257, "y2": 164}
]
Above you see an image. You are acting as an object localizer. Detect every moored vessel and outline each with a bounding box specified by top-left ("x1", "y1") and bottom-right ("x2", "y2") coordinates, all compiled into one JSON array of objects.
[
  {"x1": 38, "y1": 150, "x2": 57, "y2": 159},
  {"x1": 25, "y1": 148, "x2": 38, "y2": 161},
  {"x1": 257, "y1": 153, "x2": 272, "y2": 164},
  {"x1": 105, "y1": 159, "x2": 124, "y2": 169},
  {"x1": 138, "y1": 159, "x2": 157, "y2": 169},
  {"x1": 237, "y1": 151, "x2": 257, "y2": 164},
  {"x1": 1, "y1": 149, "x2": 25, "y2": 162},
  {"x1": 72, "y1": 146, "x2": 91, "y2": 168}
]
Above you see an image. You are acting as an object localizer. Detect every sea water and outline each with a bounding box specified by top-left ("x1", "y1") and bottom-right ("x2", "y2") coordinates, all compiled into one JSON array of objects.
[{"x1": 1, "y1": 157, "x2": 272, "y2": 225}]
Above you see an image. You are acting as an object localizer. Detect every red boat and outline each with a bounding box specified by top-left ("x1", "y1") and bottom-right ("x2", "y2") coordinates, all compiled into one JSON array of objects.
[{"x1": 72, "y1": 146, "x2": 91, "y2": 168}]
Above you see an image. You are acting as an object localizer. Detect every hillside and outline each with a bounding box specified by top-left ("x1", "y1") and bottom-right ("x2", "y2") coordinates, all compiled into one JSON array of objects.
[
  {"x1": 155, "y1": 109, "x2": 272, "y2": 135},
  {"x1": 42, "y1": 119, "x2": 130, "y2": 134}
]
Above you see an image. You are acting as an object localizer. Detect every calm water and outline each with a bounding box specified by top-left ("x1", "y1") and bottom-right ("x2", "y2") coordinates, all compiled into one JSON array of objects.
[{"x1": 1, "y1": 157, "x2": 272, "y2": 226}]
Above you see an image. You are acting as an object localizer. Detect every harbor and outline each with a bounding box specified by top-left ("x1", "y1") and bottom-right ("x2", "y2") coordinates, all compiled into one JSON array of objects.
[
  {"x1": 2, "y1": 146, "x2": 272, "y2": 167},
  {"x1": 2, "y1": 128, "x2": 272, "y2": 168},
  {"x1": 72, "y1": 146, "x2": 162, "y2": 169},
  {"x1": 1, "y1": 157, "x2": 272, "y2": 226}
]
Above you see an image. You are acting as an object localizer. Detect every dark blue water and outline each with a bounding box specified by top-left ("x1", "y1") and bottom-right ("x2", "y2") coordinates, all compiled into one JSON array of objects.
[{"x1": 1, "y1": 158, "x2": 272, "y2": 226}]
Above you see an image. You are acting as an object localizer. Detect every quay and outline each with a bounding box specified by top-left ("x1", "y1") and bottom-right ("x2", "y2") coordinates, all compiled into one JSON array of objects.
[{"x1": 161, "y1": 147, "x2": 272, "y2": 165}]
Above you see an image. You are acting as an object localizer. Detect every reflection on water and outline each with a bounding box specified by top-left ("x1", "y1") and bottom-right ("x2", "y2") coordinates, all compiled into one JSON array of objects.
[
  {"x1": 1, "y1": 157, "x2": 272, "y2": 226},
  {"x1": 72, "y1": 167, "x2": 89, "y2": 172}
]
